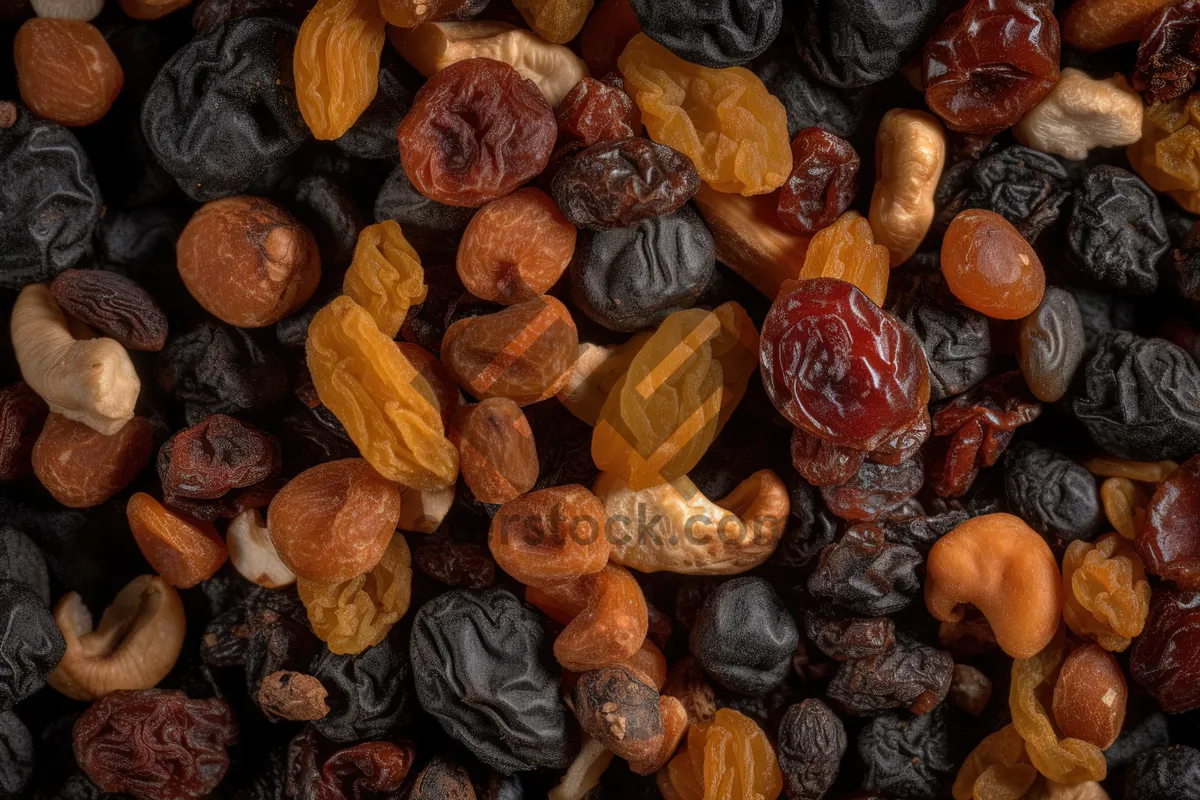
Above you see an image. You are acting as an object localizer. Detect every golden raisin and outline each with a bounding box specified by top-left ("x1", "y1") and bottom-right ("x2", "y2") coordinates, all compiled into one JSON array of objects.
[
  {"x1": 307, "y1": 296, "x2": 459, "y2": 489},
  {"x1": 488, "y1": 484, "x2": 611, "y2": 585},
  {"x1": 942, "y1": 209, "x2": 1046, "y2": 320},
  {"x1": 32, "y1": 413, "x2": 153, "y2": 508},
  {"x1": 659, "y1": 708, "x2": 783, "y2": 800},
  {"x1": 1127, "y1": 94, "x2": 1200, "y2": 213},
  {"x1": 512, "y1": 0, "x2": 593, "y2": 44},
  {"x1": 14, "y1": 19, "x2": 123, "y2": 127},
  {"x1": 267, "y1": 459, "x2": 401, "y2": 583},
  {"x1": 1063, "y1": 0, "x2": 1180, "y2": 53},
  {"x1": 126, "y1": 493, "x2": 228, "y2": 589},
  {"x1": 1083, "y1": 456, "x2": 1178, "y2": 483},
  {"x1": 953, "y1": 724, "x2": 1038, "y2": 800},
  {"x1": 1099, "y1": 477, "x2": 1147, "y2": 541},
  {"x1": 294, "y1": 0, "x2": 387, "y2": 140},
  {"x1": 298, "y1": 534, "x2": 412, "y2": 655},
  {"x1": 618, "y1": 34, "x2": 791, "y2": 196},
  {"x1": 343, "y1": 220, "x2": 426, "y2": 338},
  {"x1": 1062, "y1": 533, "x2": 1152, "y2": 652},
  {"x1": 177, "y1": 196, "x2": 321, "y2": 328},
  {"x1": 441, "y1": 296, "x2": 579, "y2": 406},
  {"x1": 456, "y1": 188, "x2": 576, "y2": 305},
  {"x1": 797, "y1": 211, "x2": 889, "y2": 306},
  {"x1": 448, "y1": 398, "x2": 539, "y2": 505},
  {"x1": 1051, "y1": 644, "x2": 1127, "y2": 751}
]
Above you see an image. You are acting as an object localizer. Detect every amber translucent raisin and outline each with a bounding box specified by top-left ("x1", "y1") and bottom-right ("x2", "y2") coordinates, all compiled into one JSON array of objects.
[
  {"x1": 580, "y1": 0, "x2": 641, "y2": 77},
  {"x1": 32, "y1": 413, "x2": 153, "y2": 508},
  {"x1": 953, "y1": 724, "x2": 1037, "y2": 800},
  {"x1": 378, "y1": 0, "x2": 465, "y2": 26},
  {"x1": 395, "y1": 342, "x2": 463, "y2": 430},
  {"x1": 660, "y1": 708, "x2": 783, "y2": 800},
  {"x1": 778, "y1": 127, "x2": 860, "y2": 235},
  {"x1": 797, "y1": 212, "x2": 889, "y2": 306},
  {"x1": 513, "y1": 0, "x2": 592, "y2": 43},
  {"x1": 127, "y1": 493, "x2": 229, "y2": 589},
  {"x1": 14, "y1": 18, "x2": 123, "y2": 127},
  {"x1": 556, "y1": 76, "x2": 640, "y2": 147},
  {"x1": 295, "y1": 0, "x2": 387, "y2": 140},
  {"x1": 1062, "y1": 533, "x2": 1152, "y2": 653},
  {"x1": 448, "y1": 398, "x2": 539, "y2": 504},
  {"x1": 344, "y1": 220, "x2": 426, "y2": 338},
  {"x1": 942, "y1": 209, "x2": 1046, "y2": 320}
]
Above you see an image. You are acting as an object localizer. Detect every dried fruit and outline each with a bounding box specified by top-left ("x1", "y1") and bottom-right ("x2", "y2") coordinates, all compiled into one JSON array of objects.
[
  {"x1": 295, "y1": 0, "x2": 387, "y2": 140},
  {"x1": 1052, "y1": 644, "x2": 1127, "y2": 750},
  {"x1": 688, "y1": 577, "x2": 798, "y2": 696},
  {"x1": 827, "y1": 633, "x2": 954, "y2": 716},
  {"x1": 1127, "y1": 94, "x2": 1200, "y2": 213},
  {"x1": 14, "y1": 19, "x2": 123, "y2": 127},
  {"x1": 513, "y1": 0, "x2": 592, "y2": 43},
  {"x1": 807, "y1": 523, "x2": 922, "y2": 615},
  {"x1": 777, "y1": 127, "x2": 860, "y2": 235},
  {"x1": 1063, "y1": 0, "x2": 1180, "y2": 53},
  {"x1": 1140, "y1": 454, "x2": 1200, "y2": 589},
  {"x1": 795, "y1": 212, "x2": 888, "y2": 306},
  {"x1": 449, "y1": 398, "x2": 538, "y2": 504},
  {"x1": 343, "y1": 219, "x2": 426, "y2": 338},
  {"x1": 1134, "y1": 2, "x2": 1200, "y2": 104},
  {"x1": 953, "y1": 724, "x2": 1038, "y2": 800},
  {"x1": 157, "y1": 414, "x2": 281, "y2": 503},
  {"x1": 0, "y1": 382, "x2": 47, "y2": 481},
  {"x1": 32, "y1": 413, "x2": 153, "y2": 508},
  {"x1": 1061, "y1": 534, "x2": 1151, "y2": 653},
  {"x1": 942, "y1": 209, "x2": 1046, "y2": 320},
  {"x1": 1017, "y1": 286, "x2": 1086, "y2": 403},
  {"x1": 50, "y1": 269, "x2": 168, "y2": 352},
  {"x1": 659, "y1": 708, "x2": 783, "y2": 800},
  {"x1": 1131, "y1": 590, "x2": 1200, "y2": 714},
  {"x1": 1005, "y1": 442, "x2": 1104, "y2": 548},
  {"x1": 556, "y1": 76, "x2": 639, "y2": 147},
  {"x1": 777, "y1": 699, "x2": 846, "y2": 800},
  {"x1": 572, "y1": 666, "x2": 685, "y2": 775},
  {"x1": 127, "y1": 493, "x2": 228, "y2": 589}
]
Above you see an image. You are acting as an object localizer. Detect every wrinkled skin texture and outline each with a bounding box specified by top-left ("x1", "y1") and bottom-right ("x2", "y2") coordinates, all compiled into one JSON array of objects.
[
  {"x1": 0, "y1": 108, "x2": 101, "y2": 289},
  {"x1": 922, "y1": 0, "x2": 1060, "y2": 134},
  {"x1": 1125, "y1": 745, "x2": 1200, "y2": 800},
  {"x1": 285, "y1": 728, "x2": 414, "y2": 800},
  {"x1": 409, "y1": 589, "x2": 571, "y2": 773},
  {"x1": 688, "y1": 577, "x2": 798, "y2": 696},
  {"x1": 941, "y1": 145, "x2": 1072, "y2": 244},
  {"x1": 569, "y1": 205, "x2": 714, "y2": 333},
  {"x1": 751, "y1": 50, "x2": 863, "y2": 138},
  {"x1": 141, "y1": 17, "x2": 308, "y2": 201},
  {"x1": 397, "y1": 58, "x2": 556, "y2": 208},
  {"x1": 777, "y1": 127, "x2": 860, "y2": 235},
  {"x1": 828, "y1": 634, "x2": 954, "y2": 716},
  {"x1": 556, "y1": 75, "x2": 639, "y2": 147},
  {"x1": 1141, "y1": 454, "x2": 1200, "y2": 590},
  {"x1": 0, "y1": 580, "x2": 65, "y2": 712},
  {"x1": 158, "y1": 415, "x2": 280, "y2": 503},
  {"x1": 898, "y1": 288, "x2": 991, "y2": 402},
  {"x1": 820, "y1": 454, "x2": 924, "y2": 522},
  {"x1": 1134, "y1": 1, "x2": 1200, "y2": 104},
  {"x1": 777, "y1": 699, "x2": 846, "y2": 800},
  {"x1": 1074, "y1": 332, "x2": 1200, "y2": 461},
  {"x1": 796, "y1": 0, "x2": 937, "y2": 88},
  {"x1": 804, "y1": 610, "x2": 896, "y2": 661},
  {"x1": 1062, "y1": 534, "x2": 1151, "y2": 653},
  {"x1": 73, "y1": 690, "x2": 239, "y2": 800},
  {"x1": 311, "y1": 632, "x2": 411, "y2": 742},
  {"x1": 50, "y1": 270, "x2": 168, "y2": 352},
  {"x1": 1004, "y1": 442, "x2": 1103, "y2": 549},
  {"x1": 629, "y1": 0, "x2": 782, "y2": 68},
  {"x1": 551, "y1": 138, "x2": 700, "y2": 230},
  {"x1": 807, "y1": 523, "x2": 922, "y2": 616},
  {"x1": 293, "y1": 0, "x2": 387, "y2": 141},
  {"x1": 0, "y1": 382, "x2": 47, "y2": 481},
  {"x1": 1017, "y1": 286, "x2": 1086, "y2": 404},
  {"x1": 1068, "y1": 166, "x2": 1168, "y2": 295},
  {"x1": 1131, "y1": 591, "x2": 1200, "y2": 714},
  {"x1": 858, "y1": 706, "x2": 957, "y2": 798}
]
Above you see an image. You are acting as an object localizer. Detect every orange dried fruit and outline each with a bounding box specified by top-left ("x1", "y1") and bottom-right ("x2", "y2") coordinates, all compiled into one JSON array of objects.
[
  {"x1": 798, "y1": 211, "x2": 889, "y2": 306},
  {"x1": 14, "y1": 18, "x2": 123, "y2": 127},
  {"x1": 942, "y1": 209, "x2": 1046, "y2": 320},
  {"x1": 343, "y1": 220, "x2": 426, "y2": 338},
  {"x1": 448, "y1": 398, "x2": 539, "y2": 505},
  {"x1": 294, "y1": 0, "x2": 387, "y2": 140},
  {"x1": 126, "y1": 493, "x2": 228, "y2": 589},
  {"x1": 32, "y1": 413, "x2": 153, "y2": 508}
]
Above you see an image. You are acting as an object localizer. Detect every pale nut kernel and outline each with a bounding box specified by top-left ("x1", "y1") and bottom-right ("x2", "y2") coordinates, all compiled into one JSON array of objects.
[
  {"x1": 48, "y1": 574, "x2": 186, "y2": 701},
  {"x1": 389, "y1": 21, "x2": 590, "y2": 107},
  {"x1": 1014, "y1": 69, "x2": 1143, "y2": 161},
  {"x1": 869, "y1": 108, "x2": 947, "y2": 267},
  {"x1": 397, "y1": 484, "x2": 455, "y2": 534},
  {"x1": 557, "y1": 336, "x2": 650, "y2": 427},
  {"x1": 31, "y1": 0, "x2": 104, "y2": 20},
  {"x1": 925, "y1": 512, "x2": 1063, "y2": 659},
  {"x1": 594, "y1": 469, "x2": 789, "y2": 575},
  {"x1": 11, "y1": 284, "x2": 139, "y2": 436},
  {"x1": 548, "y1": 735, "x2": 614, "y2": 800},
  {"x1": 227, "y1": 509, "x2": 296, "y2": 589},
  {"x1": 1024, "y1": 778, "x2": 1112, "y2": 800}
]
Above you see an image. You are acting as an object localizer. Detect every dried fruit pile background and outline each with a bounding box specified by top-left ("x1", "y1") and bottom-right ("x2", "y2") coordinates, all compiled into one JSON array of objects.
[{"x1": 6, "y1": 0, "x2": 1200, "y2": 797}]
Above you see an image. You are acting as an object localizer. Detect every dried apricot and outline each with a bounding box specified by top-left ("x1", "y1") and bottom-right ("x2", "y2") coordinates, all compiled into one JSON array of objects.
[
  {"x1": 32, "y1": 413, "x2": 153, "y2": 508},
  {"x1": 448, "y1": 398, "x2": 539, "y2": 504},
  {"x1": 14, "y1": 18, "x2": 123, "y2": 127},
  {"x1": 797, "y1": 211, "x2": 889, "y2": 306},
  {"x1": 527, "y1": 563, "x2": 648, "y2": 672},
  {"x1": 127, "y1": 493, "x2": 228, "y2": 589},
  {"x1": 1051, "y1": 644, "x2": 1126, "y2": 751},
  {"x1": 294, "y1": 0, "x2": 387, "y2": 140},
  {"x1": 343, "y1": 220, "x2": 426, "y2": 338},
  {"x1": 488, "y1": 485, "x2": 611, "y2": 585},
  {"x1": 942, "y1": 209, "x2": 1046, "y2": 320},
  {"x1": 456, "y1": 188, "x2": 576, "y2": 305}
]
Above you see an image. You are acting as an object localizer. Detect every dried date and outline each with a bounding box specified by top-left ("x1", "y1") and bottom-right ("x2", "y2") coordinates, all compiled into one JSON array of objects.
[
  {"x1": 778, "y1": 699, "x2": 847, "y2": 800},
  {"x1": 50, "y1": 269, "x2": 168, "y2": 352}
]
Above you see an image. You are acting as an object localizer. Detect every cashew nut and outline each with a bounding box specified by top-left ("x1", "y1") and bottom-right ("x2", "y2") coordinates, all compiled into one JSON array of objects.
[
  {"x1": 1062, "y1": 0, "x2": 1177, "y2": 53},
  {"x1": 227, "y1": 509, "x2": 296, "y2": 589},
  {"x1": 548, "y1": 735, "x2": 613, "y2": 800},
  {"x1": 868, "y1": 108, "x2": 947, "y2": 268},
  {"x1": 1015, "y1": 69, "x2": 1143, "y2": 161},
  {"x1": 390, "y1": 21, "x2": 589, "y2": 107},
  {"x1": 1025, "y1": 778, "x2": 1112, "y2": 800},
  {"x1": 594, "y1": 469, "x2": 789, "y2": 575},
  {"x1": 30, "y1": 0, "x2": 103, "y2": 20},
  {"x1": 925, "y1": 513, "x2": 1062, "y2": 659},
  {"x1": 12, "y1": 284, "x2": 139, "y2": 436},
  {"x1": 48, "y1": 575, "x2": 186, "y2": 701},
  {"x1": 397, "y1": 484, "x2": 455, "y2": 534}
]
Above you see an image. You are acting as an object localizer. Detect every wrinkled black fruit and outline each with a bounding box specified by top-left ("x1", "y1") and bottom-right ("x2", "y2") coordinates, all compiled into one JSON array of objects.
[
  {"x1": 1126, "y1": 745, "x2": 1200, "y2": 800},
  {"x1": 778, "y1": 699, "x2": 847, "y2": 800},
  {"x1": 858, "y1": 705, "x2": 957, "y2": 798},
  {"x1": 629, "y1": 0, "x2": 782, "y2": 68},
  {"x1": 1004, "y1": 441, "x2": 1103, "y2": 549},
  {"x1": 689, "y1": 577, "x2": 798, "y2": 696},
  {"x1": 900, "y1": 291, "x2": 991, "y2": 401},
  {"x1": 0, "y1": 580, "x2": 64, "y2": 712},
  {"x1": 311, "y1": 631, "x2": 413, "y2": 743},
  {"x1": 796, "y1": 0, "x2": 937, "y2": 88},
  {"x1": 1068, "y1": 165, "x2": 1168, "y2": 295}
]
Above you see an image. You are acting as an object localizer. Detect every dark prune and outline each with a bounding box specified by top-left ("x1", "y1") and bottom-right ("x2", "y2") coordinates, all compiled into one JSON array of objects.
[
  {"x1": 629, "y1": 0, "x2": 781, "y2": 68},
  {"x1": 828, "y1": 634, "x2": 953, "y2": 716},
  {"x1": 0, "y1": 526, "x2": 50, "y2": 604},
  {"x1": 898, "y1": 290, "x2": 991, "y2": 402},
  {"x1": 1004, "y1": 441, "x2": 1103, "y2": 549},
  {"x1": 751, "y1": 49, "x2": 863, "y2": 138},
  {"x1": 550, "y1": 138, "x2": 700, "y2": 230},
  {"x1": 797, "y1": 0, "x2": 937, "y2": 88},
  {"x1": 374, "y1": 165, "x2": 476, "y2": 254},
  {"x1": 820, "y1": 454, "x2": 924, "y2": 522},
  {"x1": 156, "y1": 322, "x2": 289, "y2": 425},
  {"x1": 410, "y1": 589, "x2": 571, "y2": 774},
  {"x1": 1017, "y1": 286, "x2": 1086, "y2": 404},
  {"x1": 0, "y1": 382, "x2": 47, "y2": 481},
  {"x1": 572, "y1": 667, "x2": 664, "y2": 774},
  {"x1": 0, "y1": 711, "x2": 32, "y2": 798},
  {"x1": 803, "y1": 610, "x2": 896, "y2": 661},
  {"x1": 807, "y1": 523, "x2": 922, "y2": 616},
  {"x1": 555, "y1": 76, "x2": 638, "y2": 147},
  {"x1": 1074, "y1": 332, "x2": 1200, "y2": 460},
  {"x1": 0, "y1": 579, "x2": 64, "y2": 711},
  {"x1": 191, "y1": 0, "x2": 314, "y2": 34},
  {"x1": 880, "y1": 509, "x2": 967, "y2": 553},
  {"x1": 1125, "y1": 745, "x2": 1200, "y2": 800},
  {"x1": 778, "y1": 699, "x2": 846, "y2": 800},
  {"x1": 1068, "y1": 165, "x2": 1169, "y2": 294},
  {"x1": 50, "y1": 269, "x2": 169, "y2": 352},
  {"x1": 73, "y1": 689, "x2": 240, "y2": 800},
  {"x1": 334, "y1": 54, "x2": 409, "y2": 161},
  {"x1": 1134, "y1": 1, "x2": 1200, "y2": 105},
  {"x1": 688, "y1": 577, "x2": 799, "y2": 696},
  {"x1": 857, "y1": 705, "x2": 957, "y2": 798},
  {"x1": 141, "y1": 17, "x2": 308, "y2": 201},
  {"x1": 285, "y1": 728, "x2": 415, "y2": 800},
  {"x1": 777, "y1": 127, "x2": 860, "y2": 236},
  {"x1": 0, "y1": 107, "x2": 101, "y2": 289},
  {"x1": 1130, "y1": 591, "x2": 1200, "y2": 714},
  {"x1": 770, "y1": 472, "x2": 840, "y2": 569},
  {"x1": 568, "y1": 204, "x2": 714, "y2": 333},
  {"x1": 413, "y1": 535, "x2": 496, "y2": 589},
  {"x1": 943, "y1": 145, "x2": 1072, "y2": 242},
  {"x1": 97, "y1": 208, "x2": 184, "y2": 271},
  {"x1": 1171, "y1": 218, "x2": 1200, "y2": 302},
  {"x1": 311, "y1": 631, "x2": 413, "y2": 743},
  {"x1": 157, "y1": 415, "x2": 281, "y2": 511},
  {"x1": 922, "y1": 0, "x2": 1060, "y2": 134}
]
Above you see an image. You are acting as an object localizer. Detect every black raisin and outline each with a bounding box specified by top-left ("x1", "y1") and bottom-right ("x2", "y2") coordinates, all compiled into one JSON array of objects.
[
  {"x1": 795, "y1": 0, "x2": 937, "y2": 88},
  {"x1": 827, "y1": 634, "x2": 953, "y2": 716},
  {"x1": 899, "y1": 290, "x2": 991, "y2": 402},
  {"x1": 311, "y1": 630, "x2": 413, "y2": 743},
  {"x1": 1004, "y1": 441, "x2": 1103, "y2": 549},
  {"x1": 1067, "y1": 165, "x2": 1169, "y2": 294},
  {"x1": 628, "y1": 0, "x2": 782, "y2": 68},
  {"x1": 688, "y1": 577, "x2": 799, "y2": 696},
  {"x1": 803, "y1": 610, "x2": 896, "y2": 662},
  {"x1": 857, "y1": 705, "x2": 957, "y2": 799},
  {"x1": 807, "y1": 523, "x2": 922, "y2": 616},
  {"x1": 777, "y1": 699, "x2": 847, "y2": 800},
  {"x1": 374, "y1": 164, "x2": 476, "y2": 255},
  {"x1": 1126, "y1": 745, "x2": 1200, "y2": 800},
  {"x1": 0, "y1": 580, "x2": 64, "y2": 712},
  {"x1": 751, "y1": 46, "x2": 864, "y2": 138},
  {"x1": 942, "y1": 145, "x2": 1072, "y2": 242}
]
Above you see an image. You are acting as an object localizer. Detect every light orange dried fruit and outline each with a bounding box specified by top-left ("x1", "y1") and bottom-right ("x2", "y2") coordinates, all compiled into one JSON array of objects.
[
  {"x1": 798, "y1": 211, "x2": 889, "y2": 306},
  {"x1": 126, "y1": 493, "x2": 228, "y2": 589},
  {"x1": 343, "y1": 219, "x2": 426, "y2": 338},
  {"x1": 294, "y1": 0, "x2": 387, "y2": 140},
  {"x1": 512, "y1": 0, "x2": 593, "y2": 44},
  {"x1": 449, "y1": 398, "x2": 539, "y2": 504},
  {"x1": 32, "y1": 413, "x2": 153, "y2": 508},
  {"x1": 14, "y1": 18, "x2": 124, "y2": 127},
  {"x1": 1062, "y1": 533, "x2": 1151, "y2": 652}
]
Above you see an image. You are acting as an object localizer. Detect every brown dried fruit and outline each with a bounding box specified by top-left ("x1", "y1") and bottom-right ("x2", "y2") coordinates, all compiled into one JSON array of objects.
[
  {"x1": 1051, "y1": 643, "x2": 1127, "y2": 751},
  {"x1": 33, "y1": 413, "x2": 153, "y2": 508},
  {"x1": 127, "y1": 493, "x2": 228, "y2": 589},
  {"x1": 0, "y1": 381, "x2": 48, "y2": 481},
  {"x1": 449, "y1": 398, "x2": 539, "y2": 504},
  {"x1": 50, "y1": 270, "x2": 169, "y2": 352},
  {"x1": 14, "y1": 18, "x2": 123, "y2": 127}
]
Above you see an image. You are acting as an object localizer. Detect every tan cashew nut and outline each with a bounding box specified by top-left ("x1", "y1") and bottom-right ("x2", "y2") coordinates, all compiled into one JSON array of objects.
[
  {"x1": 12, "y1": 284, "x2": 139, "y2": 435},
  {"x1": 925, "y1": 513, "x2": 1062, "y2": 660},
  {"x1": 594, "y1": 469, "x2": 789, "y2": 575},
  {"x1": 869, "y1": 108, "x2": 947, "y2": 268},
  {"x1": 48, "y1": 575, "x2": 186, "y2": 701},
  {"x1": 1015, "y1": 69, "x2": 1143, "y2": 161},
  {"x1": 390, "y1": 21, "x2": 589, "y2": 107}
]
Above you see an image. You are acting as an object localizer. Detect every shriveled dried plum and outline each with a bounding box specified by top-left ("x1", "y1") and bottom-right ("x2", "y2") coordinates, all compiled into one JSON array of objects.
[
  {"x1": 857, "y1": 705, "x2": 957, "y2": 797},
  {"x1": 777, "y1": 699, "x2": 846, "y2": 800},
  {"x1": 1004, "y1": 441, "x2": 1103, "y2": 549},
  {"x1": 807, "y1": 523, "x2": 922, "y2": 616},
  {"x1": 898, "y1": 289, "x2": 991, "y2": 402},
  {"x1": 689, "y1": 577, "x2": 798, "y2": 697},
  {"x1": 1068, "y1": 165, "x2": 1169, "y2": 294},
  {"x1": 797, "y1": 0, "x2": 937, "y2": 89},
  {"x1": 828, "y1": 634, "x2": 953, "y2": 716},
  {"x1": 311, "y1": 630, "x2": 413, "y2": 743},
  {"x1": 629, "y1": 0, "x2": 781, "y2": 68}
]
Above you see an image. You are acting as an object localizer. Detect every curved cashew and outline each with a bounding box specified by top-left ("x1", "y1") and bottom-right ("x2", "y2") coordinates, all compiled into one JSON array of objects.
[
  {"x1": 48, "y1": 575, "x2": 186, "y2": 701},
  {"x1": 227, "y1": 509, "x2": 296, "y2": 589},
  {"x1": 397, "y1": 484, "x2": 456, "y2": 534},
  {"x1": 12, "y1": 284, "x2": 139, "y2": 436},
  {"x1": 390, "y1": 21, "x2": 589, "y2": 107},
  {"x1": 869, "y1": 109, "x2": 947, "y2": 267},
  {"x1": 1015, "y1": 69, "x2": 1143, "y2": 161},
  {"x1": 925, "y1": 513, "x2": 1062, "y2": 659},
  {"x1": 594, "y1": 469, "x2": 789, "y2": 575},
  {"x1": 30, "y1": 0, "x2": 104, "y2": 19}
]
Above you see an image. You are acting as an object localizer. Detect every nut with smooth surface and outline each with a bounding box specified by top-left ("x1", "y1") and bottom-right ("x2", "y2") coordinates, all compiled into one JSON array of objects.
[
  {"x1": 925, "y1": 512, "x2": 1063, "y2": 659},
  {"x1": 390, "y1": 21, "x2": 590, "y2": 107},
  {"x1": 1014, "y1": 69, "x2": 1143, "y2": 161},
  {"x1": 48, "y1": 575, "x2": 185, "y2": 701},
  {"x1": 397, "y1": 484, "x2": 455, "y2": 533},
  {"x1": 11, "y1": 284, "x2": 139, "y2": 436},
  {"x1": 32, "y1": 412, "x2": 153, "y2": 508},
  {"x1": 226, "y1": 509, "x2": 296, "y2": 589},
  {"x1": 869, "y1": 108, "x2": 947, "y2": 267},
  {"x1": 1062, "y1": 0, "x2": 1181, "y2": 53},
  {"x1": 30, "y1": 0, "x2": 103, "y2": 20}
]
